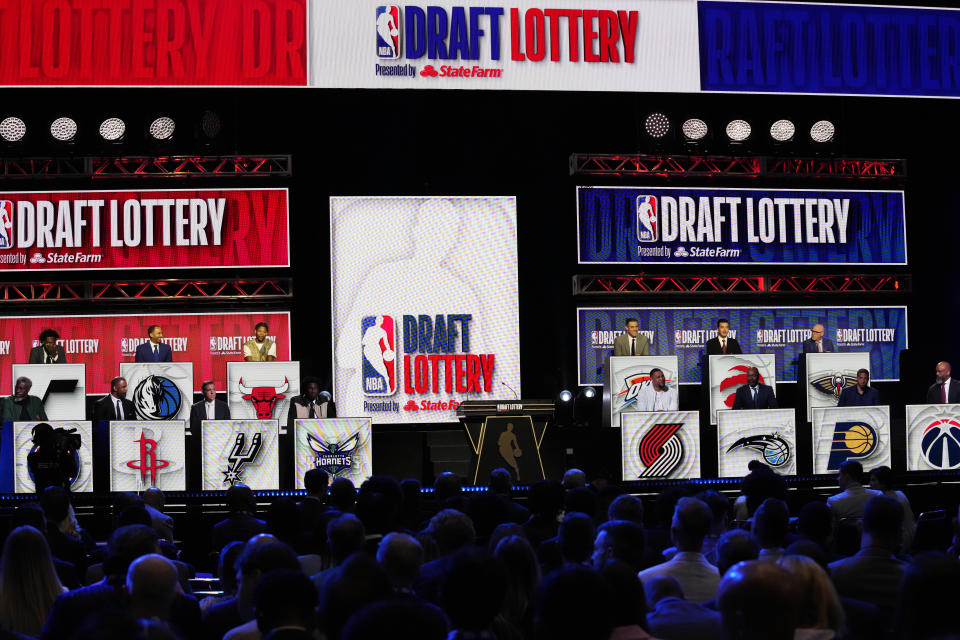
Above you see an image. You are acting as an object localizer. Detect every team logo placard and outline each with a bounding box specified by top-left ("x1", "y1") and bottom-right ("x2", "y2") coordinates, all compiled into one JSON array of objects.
[
  {"x1": 805, "y1": 352, "x2": 870, "y2": 421},
  {"x1": 621, "y1": 411, "x2": 700, "y2": 480},
  {"x1": 376, "y1": 6, "x2": 401, "y2": 59},
  {"x1": 119, "y1": 363, "x2": 192, "y2": 421},
  {"x1": 228, "y1": 361, "x2": 300, "y2": 421},
  {"x1": 13, "y1": 421, "x2": 92, "y2": 493},
  {"x1": 906, "y1": 404, "x2": 960, "y2": 471},
  {"x1": 361, "y1": 315, "x2": 397, "y2": 396},
  {"x1": 11, "y1": 364, "x2": 86, "y2": 421},
  {"x1": 294, "y1": 418, "x2": 372, "y2": 488},
  {"x1": 109, "y1": 421, "x2": 186, "y2": 491},
  {"x1": 718, "y1": 409, "x2": 796, "y2": 477},
  {"x1": 636, "y1": 196, "x2": 658, "y2": 242},
  {"x1": 201, "y1": 420, "x2": 280, "y2": 490},
  {"x1": 812, "y1": 406, "x2": 890, "y2": 473},
  {"x1": 709, "y1": 354, "x2": 777, "y2": 424},
  {"x1": 608, "y1": 356, "x2": 678, "y2": 427}
]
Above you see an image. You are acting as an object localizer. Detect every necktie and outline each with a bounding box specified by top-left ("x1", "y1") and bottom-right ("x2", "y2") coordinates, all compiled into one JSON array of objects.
[
  {"x1": 942, "y1": 383, "x2": 947, "y2": 404},
  {"x1": 46, "y1": 353, "x2": 51, "y2": 364},
  {"x1": 153, "y1": 344, "x2": 159, "y2": 361},
  {"x1": 115, "y1": 399, "x2": 123, "y2": 419},
  {"x1": 721, "y1": 339, "x2": 726, "y2": 354},
  {"x1": 630, "y1": 338, "x2": 636, "y2": 356},
  {"x1": 308, "y1": 402, "x2": 316, "y2": 419},
  {"x1": 752, "y1": 386, "x2": 758, "y2": 406},
  {"x1": 818, "y1": 340, "x2": 822, "y2": 353}
]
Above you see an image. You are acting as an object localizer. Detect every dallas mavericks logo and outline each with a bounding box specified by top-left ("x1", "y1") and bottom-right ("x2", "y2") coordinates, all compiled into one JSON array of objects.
[
  {"x1": 811, "y1": 373, "x2": 857, "y2": 399},
  {"x1": 132, "y1": 375, "x2": 182, "y2": 420},
  {"x1": 636, "y1": 196, "x2": 658, "y2": 243},
  {"x1": 636, "y1": 423, "x2": 683, "y2": 477},
  {"x1": 307, "y1": 432, "x2": 362, "y2": 477},
  {"x1": 827, "y1": 421, "x2": 879, "y2": 470},
  {"x1": 361, "y1": 315, "x2": 397, "y2": 396},
  {"x1": 921, "y1": 418, "x2": 960, "y2": 469},
  {"x1": 0, "y1": 200, "x2": 13, "y2": 249},
  {"x1": 376, "y1": 6, "x2": 401, "y2": 59},
  {"x1": 727, "y1": 434, "x2": 791, "y2": 468}
]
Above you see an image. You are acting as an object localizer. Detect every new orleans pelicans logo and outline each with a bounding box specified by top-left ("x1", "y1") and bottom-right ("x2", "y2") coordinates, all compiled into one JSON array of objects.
[
  {"x1": 827, "y1": 421, "x2": 879, "y2": 470},
  {"x1": 307, "y1": 432, "x2": 362, "y2": 477},
  {"x1": 132, "y1": 376, "x2": 183, "y2": 420},
  {"x1": 811, "y1": 373, "x2": 857, "y2": 400},
  {"x1": 727, "y1": 434, "x2": 791, "y2": 468},
  {"x1": 636, "y1": 423, "x2": 683, "y2": 477},
  {"x1": 921, "y1": 418, "x2": 960, "y2": 469}
]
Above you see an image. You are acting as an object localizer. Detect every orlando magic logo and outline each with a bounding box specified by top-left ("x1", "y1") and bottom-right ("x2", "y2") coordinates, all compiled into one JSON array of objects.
[
  {"x1": 921, "y1": 418, "x2": 960, "y2": 470},
  {"x1": 636, "y1": 423, "x2": 683, "y2": 478},
  {"x1": 307, "y1": 432, "x2": 361, "y2": 477},
  {"x1": 222, "y1": 432, "x2": 263, "y2": 486},
  {"x1": 727, "y1": 434, "x2": 791, "y2": 468},
  {"x1": 811, "y1": 373, "x2": 857, "y2": 400},
  {"x1": 133, "y1": 375, "x2": 182, "y2": 420}
]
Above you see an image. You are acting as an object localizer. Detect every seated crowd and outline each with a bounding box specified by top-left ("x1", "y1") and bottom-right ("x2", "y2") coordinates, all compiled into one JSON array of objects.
[{"x1": 0, "y1": 461, "x2": 957, "y2": 640}]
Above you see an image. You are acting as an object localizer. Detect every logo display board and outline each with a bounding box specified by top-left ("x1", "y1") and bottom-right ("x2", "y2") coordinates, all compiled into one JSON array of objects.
[
  {"x1": 11, "y1": 364, "x2": 85, "y2": 420},
  {"x1": 621, "y1": 411, "x2": 701, "y2": 480},
  {"x1": 294, "y1": 418, "x2": 373, "y2": 487},
  {"x1": 805, "y1": 352, "x2": 871, "y2": 421},
  {"x1": 109, "y1": 421, "x2": 186, "y2": 491},
  {"x1": 331, "y1": 196, "x2": 519, "y2": 424},
  {"x1": 120, "y1": 363, "x2": 193, "y2": 422},
  {"x1": 709, "y1": 354, "x2": 776, "y2": 424},
  {"x1": 811, "y1": 406, "x2": 891, "y2": 474},
  {"x1": 227, "y1": 361, "x2": 300, "y2": 421},
  {"x1": 905, "y1": 405, "x2": 960, "y2": 471},
  {"x1": 578, "y1": 186, "x2": 907, "y2": 265},
  {"x1": 608, "y1": 356, "x2": 679, "y2": 427},
  {"x1": 201, "y1": 420, "x2": 280, "y2": 490},
  {"x1": 13, "y1": 421, "x2": 92, "y2": 493},
  {"x1": 717, "y1": 409, "x2": 796, "y2": 477},
  {"x1": 578, "y1": 306, "x2": 906, "y2": 386},
  {"x1": 0, "y1": 189, "x2": 290, "y2": 271}
]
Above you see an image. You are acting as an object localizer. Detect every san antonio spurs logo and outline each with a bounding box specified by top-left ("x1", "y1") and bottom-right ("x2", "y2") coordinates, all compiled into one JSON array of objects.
[
  {"x1": 222, "y1": 432, "x2": 264, "y2": 486},
  {"x1": 133, "y1": 375, "x2": 182, "y2": 420},
  {"x1": 636, "y1": 423, "x2": 683, "y2": 478},
  {"x1": 727, "y1": 434, "x2": 791, "y2": 468}
]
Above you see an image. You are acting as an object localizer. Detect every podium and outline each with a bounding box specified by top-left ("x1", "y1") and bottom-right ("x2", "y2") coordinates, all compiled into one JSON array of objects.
[{"x1": 458, "y1": 400, "x2": 553, "y2": 485}]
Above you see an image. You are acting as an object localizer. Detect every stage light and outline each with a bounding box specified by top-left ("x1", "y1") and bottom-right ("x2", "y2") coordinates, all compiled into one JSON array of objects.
[
  {"x1": 726, "y1": 119, "x2": 752, "y2": 142},
  {"x1": 149, "y1": 116, "x2": 176, "y2": 141},
  {"x1": 201, "y1": 110, "x2": 221, "y2": 138},
  {"x1": 769, "y1": 119, "x2": 795, "y2": 142},
  {"x1": 99, "y1": 117, "x2": 126, "y2": 142},
  {"x1": 682, "y1": 118, "x2": 708, "y2": 141},
  {"x1": 582, "y1": 387, "x2": 596, "y2": 399},
  {"x1": 810, "y1": 120, "x2": 835, "y2": 143},
  {"x1": 644, "y1": 112, "x2": 671, "y2": 139},
  {"x1": 50, "y1": 117, "x2": 77, "y2": 142},
  {"x1": 559, "y1": 390, "x2": 573, "y2": 403},
  {"x1": 0, "y1": 117, "x2": 26, "y2": 142}
]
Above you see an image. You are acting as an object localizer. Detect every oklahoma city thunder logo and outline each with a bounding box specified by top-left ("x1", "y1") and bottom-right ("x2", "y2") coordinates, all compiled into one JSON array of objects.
[
  {"x1": 361, "y1": 315, "x2": 397, "y2": 396},
  {"x1": 921, "y1": 418, "x2": 960, "y2": 469},
  {"x1": 132, "y1": 375, "x2": 182, "y2": 420},
  {"x1": 636, "y1": 196, "x2": 658, "y2": 242},
  {"x1": 827, "y1": 421, "x2": 878, "y2": 470},
  {"x1": 636, "y1": 422, "x2": 683, "y2": 477}
]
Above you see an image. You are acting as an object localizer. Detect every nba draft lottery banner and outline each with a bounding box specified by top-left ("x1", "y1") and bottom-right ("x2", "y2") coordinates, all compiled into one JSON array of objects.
[
  {"x1": 0, "y1": 311, "x2": 290, "y2": 395},
  {"x1": 578, "y1": 187, "x2": 906, "y2": 265},
  {"x1": 578, "y1": 306, "x2": 907, "y2": 386},
  {"x1": 294, "y1": 418, "x2": 373, "y2": 488},
  {"x1": 109, "y1": 421, "x2": 187, "y2": 491},
  {"x1": 331, "y1": 196, "x2": 519, "y2": 424},
  {"x1": 905, "y1": 405, "x2": 960, "y2": 472},
  {"x1": 621, "y1": 411, "x2": 701, "y2": 481},
  {"x1": 120, "y1": 363, "x2": 193, "y2": 422},
  {"x1": 804, "y1": 352, "x2": 871, "y2": 422},
  {"x1": 10, "y1": 364, "x2": 86, "y2": 421},
  {"x1": 608, "y1": 355, "x2": 679, "y2": 428},
  {"x1": 0, "y1": 188, "x2": 289, "y2": 271},
  {"x1": 811, "y1": 406, "x2": 891, "y2": 474},
  {"x1": 9, "y1": 421, "x2": 93, "y2": 494},
  {"x1": 227, "y1": 361, "x2": 301, "y2": 422},
  {"x1": 709, "y1": 354, "x2": 776, "y2": 424},
  {"x1": 717, "y1": 409, "x2": 796, "y2": 478},
  {"x1": 202, "y1": 420, "x2": 280, "y2": 490}
]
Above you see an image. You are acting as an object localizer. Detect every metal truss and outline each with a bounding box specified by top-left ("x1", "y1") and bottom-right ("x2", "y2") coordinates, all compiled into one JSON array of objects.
[
  {"x1": 0, "y1": 279, "x2": 292, "y2": 303},
  {"x1": 0, "y1": 155, "x2": 291, "y2": 179},
  {"x1": 575, "y1": 274, "x2": 909, "y2": 295}
]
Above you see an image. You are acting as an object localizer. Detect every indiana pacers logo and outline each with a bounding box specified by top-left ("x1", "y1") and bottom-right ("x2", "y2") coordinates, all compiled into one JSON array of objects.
[
  {"x1": 727, "y1": 434, "x2": 791, "y2": 468},
  {"x1": 921, "y1": 418, "x2": 960, "y2": 469},
  {"x1": 811, "y1": 373, "x2": 857, "y2": 399},
  {"x1": 133, "y1": 375, "x2": 182, "y2": 420},
  {"x1": 827, "y1": 421, "x2": 879, "y2": 470},
  {"x1": 637, "y1": 423, "x2": 683, "y2": 478}
]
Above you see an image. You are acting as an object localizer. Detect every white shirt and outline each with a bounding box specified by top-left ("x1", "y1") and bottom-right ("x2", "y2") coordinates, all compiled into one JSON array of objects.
[
  {"x1": 637, "y1": 551, "x2": 720, "y2": 603},
  {"x1": 635, "y1": 384, "x2": 679, "y2": 412},
  {"x1": 205, "y1": 400, "x2": 216, "y2": 420}
]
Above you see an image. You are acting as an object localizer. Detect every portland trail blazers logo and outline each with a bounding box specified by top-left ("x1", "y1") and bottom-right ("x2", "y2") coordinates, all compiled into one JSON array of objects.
[
  {"x1": 636, "y1": 423, "x2": 683, "y2": 478},
  {"x1": 133, "y1": 376, "x2": 182, "y2": 420},
  {"x1": 727, "y1": 434, "x2": 791, "y2": 468},
  {"x1": 921, "y1": 418, "x2": 960, "y2": 469},
  {"x1": 811, "y1": 373, "x2": 857, "y2": 400}
]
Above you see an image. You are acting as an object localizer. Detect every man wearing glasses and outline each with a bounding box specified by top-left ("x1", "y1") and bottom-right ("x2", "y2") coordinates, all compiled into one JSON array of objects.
[{"x1": 802, "y1": 324, "x2": 835, "y2": 353}]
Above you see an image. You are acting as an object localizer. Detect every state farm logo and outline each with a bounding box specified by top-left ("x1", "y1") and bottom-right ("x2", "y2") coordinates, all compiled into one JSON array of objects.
[
  {"x1": 404, "y1": 399, "x2": 461, "y2": 411},
  {"x1": 420, "y1": 63, "x2": 502, "y2": 78}
]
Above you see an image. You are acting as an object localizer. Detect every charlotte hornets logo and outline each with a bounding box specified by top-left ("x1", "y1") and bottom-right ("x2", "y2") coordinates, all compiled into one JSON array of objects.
[
  {"x1": 727, "y1": 434, "x2": 791, "y2": 468},
  {"x1": 133, "y1": 375, "x2": 182, "y2": 420},
  {"x1": 307, "y1": 432, "x2": 361, "y2": 477},
  {"x1": 921, "y1": 418, "x2": 960, "y2": 469}
]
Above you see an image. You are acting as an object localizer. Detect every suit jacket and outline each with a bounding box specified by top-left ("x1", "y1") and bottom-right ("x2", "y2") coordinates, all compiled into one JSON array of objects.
[
  {"x1": 801, "y1": 337, "x2": 836, "y2": 353},
  {"x1": 828, "y1": 547, "x2": 905, "y2": 617},
  {"x1": 211, "y1": 512, "x2": 267, "y2": 551},
  {"x1": 926, "y1": 378, "x2": 960, "y2": 403},
  {"x1": 704, "y1": 336, "x2": 742, "y2": 355},
  {"x1": 838, "y1": 385, "x2": 880, "y2": 407},
  {"x1": 1, "y1": 395, "x2": 47, "y2": 421},
  {"x1": 613, "y1": 332, "x2": 650, "y2": 356},
  {"x1": 28, "y1": 344, "x2": 67, "y2": 363},
  {"x1": 731, "y1": 383, "x2": 778, "y2": 409},
  {"x1": 189, "y1": 399, "x2": 231, "y2": 432},
  {"x1": 93, "y1": 394, "x2": 136, "y2": 421},
  {"x1": 134, "y1": 340, "x2": 173, "y2": 362},
  {"x1": 646, "y1": 596, "x2": 722, "y2": 640}
]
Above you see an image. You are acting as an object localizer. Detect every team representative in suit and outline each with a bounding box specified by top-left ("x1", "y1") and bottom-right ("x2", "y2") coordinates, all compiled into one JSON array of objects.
[
  {"x1": 839, "y1": 369, "x2": 881, "y2": 407},
  {"x1": 288, "y1": 377, "x2": 336, "y2": 428},
  {"x1": 705, "y1": 319, "x2": 742, "y2": 355},
  {"x1": 732, "y1": 367, "x2": 778, "y2": 409},
  {"x1": 134, "y1": 325, "x2": 173, "y2": 362},
  {"x1": 28, "y1": 328, "x2": 68, "y2": 364},
  {"x1": 927, "y1": 361, "x2": 960, "y2": 404},
  {"x1": 802, "y1": 324, "x2": 836, "y2": 353},
  {"x1": 190, "y1": 380, "x2": 231, "y2": 433},
  {"x1": 93, "y1": 376, "x2": 137, "y2": 420},
  {"x1": 613, "y1": 317, "x2": 649, "y2": 356}
]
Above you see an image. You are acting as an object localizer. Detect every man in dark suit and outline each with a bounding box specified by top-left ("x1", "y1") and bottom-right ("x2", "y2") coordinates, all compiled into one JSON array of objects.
[
  {"x1": 29, "y1": 328, "x2": 68, "y2": 363},
  {"x1": 705, "y1": 319, "x2": 742, "y2": 355},
  {"x1": 839, "y1": 369, "x2": 881, "y2": 406},
  {"x1": 93, "y1": 376, "x2": 136, "y2": 421},
  {"x1": 189, "y1": 380, "x2": 230, "y2": 432},
  {"x1": 801, "y1": 323, "x2": 836, "y2": 353},
  {"x1": 211, "y1": 484, "x2": 266, "y2": 551},
  {"x1": 613, "y1": 317, "x2": 649, "y2": 356},
  {"x1": 926, "y1": 361, "x2": 960, "y2": 404},
  {"x1": 732, "y1": 367, "x2": 778, "y2": 409},
  {"x1": 134, "y1": 325, "x2": 173, "y2": 362}
]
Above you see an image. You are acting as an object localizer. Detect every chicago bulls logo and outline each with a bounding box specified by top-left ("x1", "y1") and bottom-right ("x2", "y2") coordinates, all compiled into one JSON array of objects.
[{"x1": 238, "y1": 377, "x2": 289, "y2": 419}]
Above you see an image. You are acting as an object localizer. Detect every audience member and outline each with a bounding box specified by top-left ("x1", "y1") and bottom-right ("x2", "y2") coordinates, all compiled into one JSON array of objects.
[
  {"x1": 752, "y1": 498, "x2": 790, "y2": 563},
  {"x1": 869, "y1": 465, "x2": 916, "y2": 553},
  {"x1": 778, "y1": 554, "x2": 845, "y2": 639},
  {"x1": 266, "y1": 497, "x2": 303, "y2": 551},
  {"x1": 644, "y1": 575, "x2": 721, "y2": 640},
  {"x1": 561, "y1": 468, "x2": 586, "y2": 490},
  {"x1": 298, "y1": 468, "x2": 329, "y2": 535},
  {"x1": 200, "y1": 541, "x2": 244, "y2": 613},
  {"x1": 341, "y1": 598, "x2": 448, "y2": 640},
  {"x1": 696, "y1": 490, "x2": 729, "y2": 562},
  {"x1": 598, "y1": 561, "x2": 660, "y2": 640},
  {"x1": 563, "y1": 487, "x2": 598, "y2": 520},
  {"x1": 39, "y1": 487, "x2": 88, "y2": 578},
  {"x1": 827, "y1": 461, "x2": 882, "y2": 540},
  {"x1": 440, "y1": 550, "x2": 507, "y2": 640},
  {"x1": 434, "y1": 473, "x2": 467, "y2": 512},
  {"x1": 607, "y1": 494, "x2": 644, "y2": 524},
  {"x1": 126, "y1": 554, "x2": 179, "y2": 623},
  {"x1": 415, "y1": 509, "x2": 476, "y2": 604},
  {"x1": 310, "y1": 514, "x2": 365, "y2": 594},
  {"x1": 376, "y1": 532, "x2": 423, "y2": 593},
  {"x1": 318, "y1": 553, "x2": 392, "y2": 640},
  {"x1": 488, "y1": 468, "x2": 530, "y2": 524},
  {"x1": 717, "y1": 561, "x2": 797, "y2": 640},
  {"x1": 9, "y1": 503, "x2": 79, "y2": 589},
  {"x1": 797, "y1": 501, "x2": 834, "y2": 558},
  {"x1": 252, "y1": 569, "x2": 318, "y2": 640},
  {"x1": 493, "y1": 536, "x2": 539, "y2": 640},
  {"x1": 714, "y1": 529, "x2": 760, "y2": 576},
  {"x1": 143, "y1": 487, "x2": 175, "y2": 542},
  {"x1": 893, "y1": 552, "x2": 960, "y2": 640},
  {"x1": 739, "y1": 462, "x2": 787, "y2": 518},
  {"x1": 212, "y1": 485, "x2": 268, "y2": 551},
  {"x1": 592, "y1": 520, "x2": 646, "y2": 572},
  {"x1": 534, "y1": 565, "x2": 614, "y2": 640},
  {"x1": 523, "y1": 480, "x2": 564, "y2": 548},
  {"x1": 0, "y1": 526, "x2": 66, "y2": 637}
]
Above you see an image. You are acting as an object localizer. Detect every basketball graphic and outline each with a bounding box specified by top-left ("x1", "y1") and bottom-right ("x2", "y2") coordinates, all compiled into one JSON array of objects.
[
  {"x1": 827, "y1": 421, "x2": 879, "y2": 470},
  {"x1": 844, "y1": 423, "x2": 875, "y2": 455}
]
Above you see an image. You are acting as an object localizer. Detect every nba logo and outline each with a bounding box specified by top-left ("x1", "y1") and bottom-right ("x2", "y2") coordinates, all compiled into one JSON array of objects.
[
  {"x1": 361, "y1": 315, "x2": 397, "y2": 396},
  {"x1": 0, "y1": 200, "x2": 13, "y2": 249},
  {"x1": 636, "y1": 196, "x2": 657, "y2": 242},
  {"x1": 376, "y1": 6, "x2": 401, "y2": 59}
]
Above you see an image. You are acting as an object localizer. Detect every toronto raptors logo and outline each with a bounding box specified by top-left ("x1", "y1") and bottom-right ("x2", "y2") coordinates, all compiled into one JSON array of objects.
[
  {"x1": 222, "y1": 432, "x2": 263, "y2": 485},
  {"x1": 238, "y1": 377, "x2": 289, "y2": 419},
  {"x1": 126, "y1": 431, "x2": 170, "y2": 486},
  {"x1": 636, "y1": 423, "x2": 684, "y2": 478},
  {"x1": 718, "y1": 364, "x2": 768, "y2": 408}
]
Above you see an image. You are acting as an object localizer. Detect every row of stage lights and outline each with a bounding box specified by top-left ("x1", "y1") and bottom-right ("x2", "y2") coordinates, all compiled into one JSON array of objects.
[
  {"x1": 0, "y1": 111, "x2": 222, "y2": 145},
  {"x1": 643, "y1": 112, "x2": 837, "y2": 147}
]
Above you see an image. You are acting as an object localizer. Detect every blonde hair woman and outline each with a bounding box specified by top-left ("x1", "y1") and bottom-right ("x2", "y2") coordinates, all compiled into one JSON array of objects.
[
  {"x1": 778, "y1": 554, "x2": 845, "y2": 640},
  {"x1": 0, "y1": 525, "x2": 67, "y2": 636}
]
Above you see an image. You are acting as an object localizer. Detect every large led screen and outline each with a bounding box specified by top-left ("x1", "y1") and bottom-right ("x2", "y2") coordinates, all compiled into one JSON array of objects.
[{"x1": 331, "y1": 196, "x2": 519, "y2": 424}]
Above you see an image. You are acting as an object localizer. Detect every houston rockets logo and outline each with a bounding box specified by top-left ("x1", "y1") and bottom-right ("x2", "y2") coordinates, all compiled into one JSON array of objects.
[
  {"x1": 307, "y1": 432, "x2": 362, "y2": 477},
  {"x1": 727, "y1": 434, "x2": 791, "y2": 468},
  {"x1": 811, "y1": 373, "x2": 857, "y2": 400},
  {"x1": 222, "y1": 432, "x2": 263, "y2": 485},
  {"x1": 636, "y1": 422, "x2": 683, "y2": 477},
  {"x1": 0, "y1": 200, "x2": 13, "y2": 249},
  {"x1": 827, "y1": 421, "x2": 879, "y2": 470},
  {"x1": 719, "y1": 365, "x2": 766, "y2": 407},
  {"x1": 362, "y1": 315, "x2": 397, "y2": 396},
  {"x1": 921, "y1": 418, "x2": 960, "y2": 469},
  {"x1": 238, "y1": 377, "x2": 289, "y2": 419},
  {"x1": 636, "y1": 196, "x2": 658, "y2": 243},
  {"x1": 126, "y1": 431, "x2": 170, "y2": 486}
]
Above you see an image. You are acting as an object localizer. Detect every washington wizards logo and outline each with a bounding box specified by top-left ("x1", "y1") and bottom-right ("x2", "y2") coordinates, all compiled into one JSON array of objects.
[
  {"x1": 727, "y1": 434, "x2": 791, "y2": 468},
  {"x1": 921, "y1": 418, "x2": 960, "y2": 469},
  {"x1": 222, "y1": 432, "x2": 263, "y2": 486},
  {"x1": 827, "y1": 421, "x2": 879, "y2": 470},
  {"x1": 132, "y1": 375, "x2": 182, "y2": 420},
  {"x1": 636, "y1": 423, "x2": 683, "y2": 478},
  {"x1": 811, "y1": 373, "x2": 857, "y2": 400},
  {"x1": 307, "y1": 432, "x2": 362, "y2": 477}
]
